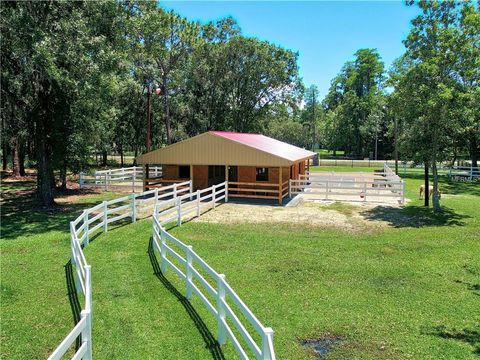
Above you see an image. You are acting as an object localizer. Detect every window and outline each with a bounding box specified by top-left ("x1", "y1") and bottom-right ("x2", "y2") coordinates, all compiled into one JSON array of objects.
[
  {"x1": 256, "y1": 167, "x2": 268, "y2": 181},
  {"x1": 179, "y1": 166, "x2": 190, "y2": 179}
]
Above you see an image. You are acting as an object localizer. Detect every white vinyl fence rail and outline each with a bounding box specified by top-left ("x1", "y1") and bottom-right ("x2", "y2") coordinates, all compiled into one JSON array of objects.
[
  {"x1": 49, "y1": 180, "x2": 189, "y2": 359},
  {"x1": 448, "y1": 166, "x2": 480, "y2": 182},
  {"x1": 151, "y1": 182, "x2": 276, "y2": 360},
  {"x1": 79, "y1": 166, "x2": 162, "y2": 191},
  {"x1": 289, "y1": 163, "x2": 405, "y2": 204},
  {"x1": 50, "y1": 180, "x2": 275, "y2": 359}
]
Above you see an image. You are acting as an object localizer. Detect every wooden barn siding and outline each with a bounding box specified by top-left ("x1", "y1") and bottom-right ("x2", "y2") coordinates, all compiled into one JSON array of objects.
[
  {"x1": 193, "y1": 165, "x2": 209, "y2": 190},
  {"x1": 237, "y1": 166, "x2": 289, "y2": 184},
  {"x1": 163, "y1": 165, "x2": 179, "y2": 180}
]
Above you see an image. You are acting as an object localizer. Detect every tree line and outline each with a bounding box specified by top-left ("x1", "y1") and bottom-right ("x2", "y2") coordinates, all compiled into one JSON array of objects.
[{"x1": 1, "y1": 0, "x2": 479, "y2": 212}]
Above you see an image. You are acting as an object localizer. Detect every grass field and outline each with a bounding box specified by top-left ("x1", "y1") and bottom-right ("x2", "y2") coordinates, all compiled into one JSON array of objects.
[{"x1": 1, "y1": 168, "x2": 479, "y2": 359}]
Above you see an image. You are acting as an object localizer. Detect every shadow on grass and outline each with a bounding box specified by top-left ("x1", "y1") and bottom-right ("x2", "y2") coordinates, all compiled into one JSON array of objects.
[
  {"x1": 422, "y1": 325, "x2": 480, "y2": 355},
  {"x1": 361, "y1": 205, "x2": 470, "y2": 228},
  {"x1": 1, "y1": 178, "x2": 106, "y2": 240},
  {"x1": 454, "y1": 279, "x2": 480, "y2": 296},
  {"x1": 147, "y1": 239, "x2": 225, "y2": 360},
  {"x1": 65, "y1": 260, "x2": 82, "y2": 350},
  {"x1": 400, "y1": 173, "x2": 480, "y2": 197}
]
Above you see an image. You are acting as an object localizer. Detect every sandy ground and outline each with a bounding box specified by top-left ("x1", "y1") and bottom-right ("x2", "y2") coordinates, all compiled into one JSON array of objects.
[{"x1": 193, "y1": 199, "x2": 397, "y2": 233}]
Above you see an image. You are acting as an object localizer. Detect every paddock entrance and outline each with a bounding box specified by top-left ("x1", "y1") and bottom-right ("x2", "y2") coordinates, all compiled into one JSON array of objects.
[{"x1": 289, "y1": 164, "x2": 405, "y2": 205}]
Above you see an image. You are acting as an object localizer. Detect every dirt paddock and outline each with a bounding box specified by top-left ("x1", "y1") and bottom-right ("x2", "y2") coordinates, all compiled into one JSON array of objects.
[{"x1": 193, "y1": 200, "x2": 399, "y2": 233}]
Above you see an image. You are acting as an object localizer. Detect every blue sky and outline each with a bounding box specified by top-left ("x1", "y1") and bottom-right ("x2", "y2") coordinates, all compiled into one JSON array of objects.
[{"x1": 162, "y1": 1, "x2": 420, "y2": 98}]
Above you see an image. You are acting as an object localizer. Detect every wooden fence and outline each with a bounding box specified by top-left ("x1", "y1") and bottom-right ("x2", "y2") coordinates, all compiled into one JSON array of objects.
[
  {"x1": 152, "y1": 182, "x2": 276, "y2": 359},
  {"x1": 49, "y1": 180, "x2": 275, "y2": 359},
  {"x1": 290, "y1": 163, "x2": 405, "y2": 204},
  {"x1": 227, "y1": 181, "x2": 289, "y2": 204},
  {"x1": 79, "y1": 166, "x2": 162, "y2": 191}
]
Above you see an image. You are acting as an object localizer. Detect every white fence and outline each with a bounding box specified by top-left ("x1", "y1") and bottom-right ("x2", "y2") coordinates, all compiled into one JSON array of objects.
[
  {"x1": 448, "y1": 166, "x2": 480, "y2": 182},
  {"x1": 290, "y1": 163, "x2": 405, "y2": 204},
  {"x1": 152, "y1": 182, "x2": 276, "y2": 360},
  {"x1": 50, "y1": 180, "x2": 275, "y2": 359},
  {"x1": 79, "y1": 166, "x2": 162, "y2": 191}
]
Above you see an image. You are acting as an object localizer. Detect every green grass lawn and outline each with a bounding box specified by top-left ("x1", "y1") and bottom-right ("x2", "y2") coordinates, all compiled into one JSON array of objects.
[{"x1": 1, "y1": 171, "x2": 479, "y2": 359}]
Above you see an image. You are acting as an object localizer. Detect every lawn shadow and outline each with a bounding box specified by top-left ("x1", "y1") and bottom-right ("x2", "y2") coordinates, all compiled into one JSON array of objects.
[
  {"x1": 64, "y1": 259, "x2": 82, "y2": 350},
  {"x1": 1, "y1": 178, "x2": 106, "y2": 240},
  {"x1": 147, "y1": 239, "x2": 225, "y2": 360},
  {"x1": 360, "y1": 205, "x2": 470, "y2": 228},
  {"x1": 422, "y1": 325, "x2": 480, "y2": 355},
  {"x1": 454, "y1": 279, "x2": 480, "y2": 296},
  {"x1": 400, "y1": 173, "x2": 480, "y2": 197}
]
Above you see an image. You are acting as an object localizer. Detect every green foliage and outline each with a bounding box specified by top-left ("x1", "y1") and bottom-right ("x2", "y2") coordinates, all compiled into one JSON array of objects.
[
  {"x1": 1, "y1": 1, "x2": 302, "y2": 204},
  {"x1": 389, "y1": 0, "x2": 480, "y2": 211},
  {"x1": 322, "y1": 49, "x2": 388, "y2": 158}
]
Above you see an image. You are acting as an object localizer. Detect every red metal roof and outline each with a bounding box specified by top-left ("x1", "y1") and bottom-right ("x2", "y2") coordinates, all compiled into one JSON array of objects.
[{"x1": 209, "y1": 131, "x2": 316, "y2": 162}]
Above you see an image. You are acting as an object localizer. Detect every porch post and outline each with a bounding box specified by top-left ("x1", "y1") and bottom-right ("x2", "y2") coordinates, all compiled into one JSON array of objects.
[
  {"x1": 190, "y1": 164, "x2": 194, "y2": 189},
  {"x1": 225, "y1": 165, "x2": 229, "y2": 202},
  {"x1": 278, "y1": 166, "x2": 283, "y2": 205},
  {"x1": 143, "y1": 164, "x2": 147, "y2": 191}
]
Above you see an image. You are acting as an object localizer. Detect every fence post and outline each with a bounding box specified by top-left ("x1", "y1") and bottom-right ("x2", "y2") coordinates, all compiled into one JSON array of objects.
[
  {"x1": 84, "y1": 211, "x2": 89, "y2": 245},
  {"x1": 225, "y1": 182, "x2": 228, "y2": 202},
  {"x1": 154, "y1": 188, "x2": 159, "y2": 207},
  {"x1": 79, "y1": 172, "x2": 85, "y2": 189},
  {"x1": 79, "y1": 310, "x2": 92, "y2": 360},
  {"x1": 189, "y1": 180, "x2": 193, "y2": 200},
  {"x1": 160, "y1": 228, "x2": 167, "y2": 273},
  {"x1": 288, "y1": 179, "x2": 291, "y2": 198},
  {"x1": 177, "y1": 197, "x2": 182, "y2": 226},
  {"x1": 103, "y1": 201, "x2": 108, "y2": 232},
  {"x1": 173, "y1": 183, "x2": 177, "y2": 199},
  {"x1": 104, "y1": 173, "x2": 108, "y2": 191},
  {"x1": 196, "y1": 190, "x2": 201, "y2": 217},
  {"x1": 132, "y1": 167, "x2": 136, "y2": 193},
  {"x1": 212, "y1": 184, "x2": 216, "y2": 209},
  {"x1": 70, "y1": 223, "x2": 76, "y2": 266},
  {"x1": 131, "y1": 193, "x2": 136, "y2": 223},
  {"x1": 186, "y1": 246, "x2": 193, "y2": 300},
  {"x1": 262, "y1": 328, "x2": 275, "y2": 360},
  {"x1": 216, "y1": 274, "x2": 227, "y2": 345}
]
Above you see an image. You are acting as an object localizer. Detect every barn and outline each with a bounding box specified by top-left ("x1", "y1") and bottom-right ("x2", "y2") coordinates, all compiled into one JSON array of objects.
[{"x1": 136, "y1": 131, "x2": 316, "y2": 204}]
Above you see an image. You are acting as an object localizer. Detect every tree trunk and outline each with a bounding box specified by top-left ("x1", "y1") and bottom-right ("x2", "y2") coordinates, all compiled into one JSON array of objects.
[
  {"x1": 11, "y1": 137, "x2": 20, "y2": 177},
  {"x1": 470, "y1": 132, "x2": 479, "y2": 168},
  {"x1": 102, "y1": 150, "x2": 107, "y2": 167},
  {"x1": 19, "y1": 141, "x2": 26, "y2": 176},
  {"x1": 424, "y1": 161, "x2": 429, "y2": 207},
  {"x1": 60, "y1": 159, "x2": 67, "y2": 191},
  {"x1": 36, "y1": 119, "x2": 55, "y2": 207},
  {"x1": 2, "y1": 141, "x2": 8, "y2": 171},
  {"x1": 119, "y1": 144, "x2": 124, "y2": 167},
  {"x1": 432, "y1": 160, "x2": 440, "y2": 212},
  {"x1": 162, "y1": 75, "x2": 172, "y2": 145}
]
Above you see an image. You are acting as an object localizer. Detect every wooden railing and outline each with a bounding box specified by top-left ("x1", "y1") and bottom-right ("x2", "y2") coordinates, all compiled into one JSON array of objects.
[{"x1": 228, "y1": 180, "x2": 289, "y2": 203}]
